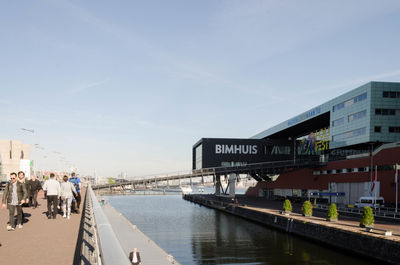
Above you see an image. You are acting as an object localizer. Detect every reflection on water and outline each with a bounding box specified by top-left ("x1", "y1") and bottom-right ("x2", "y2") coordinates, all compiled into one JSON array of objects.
[{"x1": 105, "y1": 194, "x2": 374, "y2": 265}]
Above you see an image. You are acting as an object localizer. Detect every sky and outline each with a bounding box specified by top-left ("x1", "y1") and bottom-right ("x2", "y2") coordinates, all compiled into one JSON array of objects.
[{"x1": 1, "y1": 0, "x2": 400, "y2": 178}]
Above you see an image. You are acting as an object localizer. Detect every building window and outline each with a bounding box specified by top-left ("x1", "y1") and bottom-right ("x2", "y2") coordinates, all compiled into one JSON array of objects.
[
  {"x1": 375, "y1": 126, "x2": 381, "y2": 133},
  {"x1": 332, "y1": 127, "x2": 366, "y2": 142},
  {"x1": 195, "y1": 144, "x2": 202, "y2": 169},
  {"x1": 375, "y1": 108, "x2": 397, "y2": 115},
  {"x1": 389, "y1": 127, "x2": 400, "y2": 133},
  {"x1": 332, "y1": 117, "x2": 344, "y2": 127},
  {"x1": 348, "y1": 110, "x2": 366, "y2": 122},
  {"x1": 332, "y1": 93, "x2": 367, "y2": 112},
  {"x1": 383, "y1": 91, "x2": 400, "y2": 98}
]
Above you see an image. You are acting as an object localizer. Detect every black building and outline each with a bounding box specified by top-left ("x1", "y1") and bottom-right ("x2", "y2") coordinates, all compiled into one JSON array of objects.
[{"x1": 192, "y1": 138, "x2": 293, "y2": 170}]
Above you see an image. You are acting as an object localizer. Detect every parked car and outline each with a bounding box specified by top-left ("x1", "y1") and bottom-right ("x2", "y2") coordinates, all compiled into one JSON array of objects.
[{"x1": 354, "y1": 196, "x2": 384, "y2": 208}]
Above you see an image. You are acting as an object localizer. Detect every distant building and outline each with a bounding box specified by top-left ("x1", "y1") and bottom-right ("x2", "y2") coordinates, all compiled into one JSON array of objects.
[{"x1": 0, "y1": 140, "x2": 30, "y2": 180}]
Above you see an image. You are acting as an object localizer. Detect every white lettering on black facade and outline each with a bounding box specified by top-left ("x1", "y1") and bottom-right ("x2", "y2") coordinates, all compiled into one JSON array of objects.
[{"x1": 215, "y1": 144, "x2": 258, "y2": 155}]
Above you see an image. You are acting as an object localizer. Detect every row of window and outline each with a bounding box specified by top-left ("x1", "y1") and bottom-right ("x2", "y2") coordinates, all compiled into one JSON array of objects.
[
  {"x1": 375, "y1": 108, "x2": 400, "y2": 116},
  {"x1": 348, "y1": 109, "x2": 366, "y2": 122},
  {"x1": 332, "y1": 127, "x2": 366, "y2": 142},
  {"x1": 332, "y1": 109, "x2": 367, "y2": 127},
  {"x1": 375, "y1": 126, "x2": 400, "y2": 133},
  {"x1": 313, "y1": 164, "x2": 396, "y2": 175},
  {"x1": 332, "y1": 93, "x2": 367, "y2": 112},
  {"x1": 383, "y1": 91, "x2": 400, "y2": 98}
]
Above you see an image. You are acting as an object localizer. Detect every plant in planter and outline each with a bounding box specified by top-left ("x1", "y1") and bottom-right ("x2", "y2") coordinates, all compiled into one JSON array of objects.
[
  {"x1": 360, "y1": 206, "x2": 374, "y2": 229},
  {"x1": 301, "y1": 200, "x2": 313, "y2": 217},
  {"x1": 283, "y1": 199, "x2": 293, "y2": 213},
  {"x1": 327, "y1": 203, "x2": 338, "y2": 221}
]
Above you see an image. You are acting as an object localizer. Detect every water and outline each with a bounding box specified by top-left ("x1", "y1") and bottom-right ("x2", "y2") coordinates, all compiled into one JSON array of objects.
[{"x1": 105, "y1": 194, "x2": 374, "y2": 265}]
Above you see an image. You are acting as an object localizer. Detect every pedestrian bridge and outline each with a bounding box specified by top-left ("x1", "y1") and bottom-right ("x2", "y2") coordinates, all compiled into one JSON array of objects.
[{"x1": 93, "y1": 158, "x2": 324, "y2": 196}]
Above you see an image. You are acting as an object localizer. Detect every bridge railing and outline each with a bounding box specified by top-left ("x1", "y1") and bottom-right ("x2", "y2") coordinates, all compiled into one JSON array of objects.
[{"x1": 88, "y1": 185, "x2": 131, "y2": 265}]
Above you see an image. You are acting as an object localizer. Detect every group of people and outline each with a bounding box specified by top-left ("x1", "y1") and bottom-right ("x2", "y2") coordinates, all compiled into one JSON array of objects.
[{"x1": 1, "y1": 171, "x2": 81, "y2": 230}]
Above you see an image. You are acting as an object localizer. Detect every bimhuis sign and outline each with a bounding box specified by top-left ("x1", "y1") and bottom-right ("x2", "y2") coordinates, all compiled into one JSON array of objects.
[{"x1": 215, "y1": 144, "x2": 258, "y2": 155}]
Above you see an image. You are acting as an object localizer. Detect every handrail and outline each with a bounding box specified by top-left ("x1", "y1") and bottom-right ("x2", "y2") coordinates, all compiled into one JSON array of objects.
[{"x1": 89, "y1": 185, "x2": 131, "y2": 265}]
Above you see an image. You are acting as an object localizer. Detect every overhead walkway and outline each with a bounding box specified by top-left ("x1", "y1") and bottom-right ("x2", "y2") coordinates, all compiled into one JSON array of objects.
[{"x1": 93, "y1": 157, "x2": 324, "y2": 190}]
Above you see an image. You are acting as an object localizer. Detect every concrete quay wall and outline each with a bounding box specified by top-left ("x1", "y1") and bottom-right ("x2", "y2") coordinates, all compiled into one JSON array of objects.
[{"x1": 183, "y1": 194, "x2": 400, "y2": 265}]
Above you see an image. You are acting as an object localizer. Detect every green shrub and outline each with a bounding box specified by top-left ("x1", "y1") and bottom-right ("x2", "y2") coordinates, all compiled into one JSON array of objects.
[
  {"x1": 327, "y1": 203, "x2": 338, "y2": 220},
  {"x1": 283, "y1": 199, "x2": 292, "y2": 212},
  {"x1": 360, "y1": 206, "x2": 374, "y2": 227},
  {"x1": 301, "y1": 200, "x2": 313, "y2": 216}
]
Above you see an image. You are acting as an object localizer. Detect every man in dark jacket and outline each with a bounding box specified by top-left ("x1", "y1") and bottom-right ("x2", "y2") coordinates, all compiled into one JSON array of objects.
[
  {"x1": 128, "y1": 248, "x2": 141, "y2": 265},
  {"x1": 2, "y1": 172, "x2": 28, "y2": 230},
  {"x1": 27, "y1": 175, "x2": 42, "y2": 208}
]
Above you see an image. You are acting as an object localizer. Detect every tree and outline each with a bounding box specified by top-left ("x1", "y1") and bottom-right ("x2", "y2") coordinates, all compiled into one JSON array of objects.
[
  {"x1": 108, "y1": 177, "x2": 115, "y2": 184},
  {"x1": 302, "y1": 200, "x2": 313, "y2": 216},
  {"x1": 327, "y1": 203, "x2": 338, "y2": 221},
  {"x1": 283, "y1": 199, "x2": 293, "y2": 213},
  {"x1": 360, "y1": 206, "x2": 374, "y2": 227}
]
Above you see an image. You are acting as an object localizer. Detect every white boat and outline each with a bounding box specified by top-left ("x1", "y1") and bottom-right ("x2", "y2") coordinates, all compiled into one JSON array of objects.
[{"x1": 181, "y1": 186, "x2": 193, "y2": 194}]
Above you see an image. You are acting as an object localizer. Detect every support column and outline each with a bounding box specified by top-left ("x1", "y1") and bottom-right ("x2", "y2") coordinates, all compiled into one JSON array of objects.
[
  {"x1": 190, "y1": 177, "x2": 193, "y2": 188},
  {"x1": 228, "y1": 173, "x2": 236, "y2": 198},
  {"x1": 215, "y1": 175, "x2": 221, "y2": 195},
  {"x1": 155, "y1": 178, "x2": 158, "y2": 188}
]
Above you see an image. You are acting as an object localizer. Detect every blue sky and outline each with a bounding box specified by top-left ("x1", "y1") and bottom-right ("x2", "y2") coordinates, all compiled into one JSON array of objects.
[{"x1": 1, "y1": 0, "x2": 400, "y2": 177}]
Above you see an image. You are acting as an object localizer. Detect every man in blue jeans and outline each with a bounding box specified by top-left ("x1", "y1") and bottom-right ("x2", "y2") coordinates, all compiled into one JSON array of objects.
[{"x1": 69, "y1": 172, "x2": 81, "y2": 213}]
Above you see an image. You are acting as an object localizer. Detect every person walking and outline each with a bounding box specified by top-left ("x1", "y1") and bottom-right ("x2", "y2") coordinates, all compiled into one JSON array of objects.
[
  {"x1": 69, "y1": 173, "x2": 82, "y2": 213},
  {"x1": 17, "y1": 171, "x2": 29, "y2": 223},
  {"x1": 128, "y1": 248, "x2": 141, "y2": 265},
  {"x1": 60, "y1": 175, "x2": 77, "y2": 219},
  {"x1": 27, "y1": 175, "x2": 42, "y2": 208},
  {"x1": 2, "y1": 172, "x2": 28, "y2": 230},
  {"x1": 43, "y1": 173, "x2": 60, "y2": 219}
]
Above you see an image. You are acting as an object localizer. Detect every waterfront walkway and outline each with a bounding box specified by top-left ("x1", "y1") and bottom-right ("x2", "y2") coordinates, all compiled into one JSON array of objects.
[
  {"x1": 102, "y1": 202, "x2": 179, "y2": 265},
  {"x1": 235, "y1": 197, "x2": 400, "y2": 238},
  {"x1": 0, "y1": 190, "x2": 84, "y2": 265}
]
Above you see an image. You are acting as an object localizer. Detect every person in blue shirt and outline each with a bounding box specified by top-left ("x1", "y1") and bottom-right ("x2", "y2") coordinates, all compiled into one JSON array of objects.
[{"x1": 69, "y1": 172, "x2": 81, "y2": 214}]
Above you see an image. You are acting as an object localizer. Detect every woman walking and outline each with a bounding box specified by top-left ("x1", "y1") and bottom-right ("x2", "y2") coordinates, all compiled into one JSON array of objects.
[{"x1": 60, "y1": 175, "x2": 77, "y2": 219}]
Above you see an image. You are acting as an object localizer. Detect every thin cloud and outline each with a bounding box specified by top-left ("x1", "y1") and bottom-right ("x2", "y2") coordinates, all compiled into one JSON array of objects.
[
  {"x1": 308, "y1": 69, "x2": 400, "y2": 95},
  {"x1": 68, "y1": 79, "x2": 108, "y2": 95}
]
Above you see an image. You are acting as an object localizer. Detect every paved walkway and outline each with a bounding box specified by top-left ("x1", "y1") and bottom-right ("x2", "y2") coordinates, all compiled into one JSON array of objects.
[
  {"x1": 102, "y1": 202, "x2": 180, "y2": 265},
  {"x1": 235, "y1": 197, "x2": 400, "y2": 240},
  {"x1": 0, "y1": 190, "x2": 85, "y2": 265}
]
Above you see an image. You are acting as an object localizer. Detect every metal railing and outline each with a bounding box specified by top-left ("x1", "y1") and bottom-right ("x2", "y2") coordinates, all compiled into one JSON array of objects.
[
  {"x1": 89, "y1": 185, "x2": 131, "y2": 265},
  {"x1": 315, "y1": 204, "x2": 400, "y2": 220}
]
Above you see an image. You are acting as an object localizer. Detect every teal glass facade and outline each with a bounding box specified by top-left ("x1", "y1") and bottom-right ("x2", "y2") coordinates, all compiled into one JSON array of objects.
[{"x1": 253, "y1": 81, "x2": 400, "y2": 150}]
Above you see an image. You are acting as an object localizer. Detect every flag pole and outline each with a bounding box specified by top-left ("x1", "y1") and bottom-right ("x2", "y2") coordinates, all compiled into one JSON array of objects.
[
  {"x1": 374, "y1": 165, "x2": 377, "y2": 210},
  {"x1": 396, "y1": 163, "x2": 398, "y2": 213}
]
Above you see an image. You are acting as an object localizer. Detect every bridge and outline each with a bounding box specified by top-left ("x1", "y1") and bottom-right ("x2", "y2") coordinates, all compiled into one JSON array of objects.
[{"x1": 93, "y1": 158, "x2": 324, "y2": 196}]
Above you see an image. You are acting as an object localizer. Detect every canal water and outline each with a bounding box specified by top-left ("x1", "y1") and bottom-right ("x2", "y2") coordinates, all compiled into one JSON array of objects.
[{"x1": 105, "y1": 194, "x2": 374, "y2": 265}]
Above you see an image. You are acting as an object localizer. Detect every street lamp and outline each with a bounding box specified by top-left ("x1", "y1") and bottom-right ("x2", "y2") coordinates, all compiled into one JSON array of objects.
[{"x1": 21, "y1": 128, "x2": 34, "y2": 134}]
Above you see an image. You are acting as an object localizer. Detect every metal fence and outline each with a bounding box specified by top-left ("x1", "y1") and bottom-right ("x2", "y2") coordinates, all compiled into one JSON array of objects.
[
  {"x1": 88, "y1": 185, "x2": 131, "y2": 265},
  {"x1": 315, "y1": 204, "x2": 400, "y2": 220}
]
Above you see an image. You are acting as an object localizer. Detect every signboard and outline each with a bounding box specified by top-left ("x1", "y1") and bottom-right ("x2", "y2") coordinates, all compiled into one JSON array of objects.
[
  {"x1": 310, "y1": 192, "x2": 345, "y2": 196},
  {"x1": 298, "y1": 127, "x2": 330, "y2": 154},
  {"x1": 20, "y1": 159, "x2": 31, "y2": 180}
]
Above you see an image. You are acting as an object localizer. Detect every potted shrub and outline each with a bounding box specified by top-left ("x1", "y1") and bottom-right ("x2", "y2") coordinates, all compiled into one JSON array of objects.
[
  {"x1": 282, "y1": 199, "x2": 292, "y2": 214},
  {"x1": 360, "y1": 206, "x2": 374, "y2": 230},
  {"x1": 301, "y1": 200, "x2": 313, "y2": 217},
  {"x1": 326, "y1": 203, "x2": 338, "y2": 221}
]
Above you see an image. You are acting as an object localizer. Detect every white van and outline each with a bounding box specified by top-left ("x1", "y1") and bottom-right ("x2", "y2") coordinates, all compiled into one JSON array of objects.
[{"x1": 354, "y1": 196, "x2": 384, "y2": 208}]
